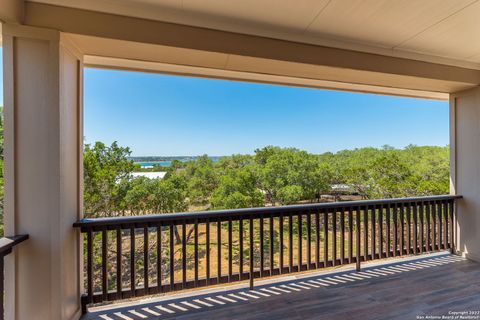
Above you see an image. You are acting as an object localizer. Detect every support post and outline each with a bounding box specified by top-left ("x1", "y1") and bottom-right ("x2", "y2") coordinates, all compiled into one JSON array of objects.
[
  {"x1": 450, "y1": 87, "x2": 480, "y2": 262},
  {"x1": 3, "y1": 24, "x2": 84, "y2": 319}
]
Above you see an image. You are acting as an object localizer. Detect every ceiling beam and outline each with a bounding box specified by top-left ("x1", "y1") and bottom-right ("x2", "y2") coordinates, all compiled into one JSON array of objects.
[
  {"x1": 0, "y1": 0, "x2": 25, "y2": 24},
  {"x1": 16, "y1": 1, "x2": 480, "y2": 96},
  {"x1": 84, "y1": 55, "x2": 450, "y2": 100},
  {"x1": 23, "y1": 2, "x2": 480, "y2": 88}
]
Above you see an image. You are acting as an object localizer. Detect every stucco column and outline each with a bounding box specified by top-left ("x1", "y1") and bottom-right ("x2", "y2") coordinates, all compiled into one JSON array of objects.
[
  {"x1": 2, "y1": 24, "x2": 83, "y2": 319},
  {"x1": 450, "y1": 86, "x2": 480, "y2": 262}
]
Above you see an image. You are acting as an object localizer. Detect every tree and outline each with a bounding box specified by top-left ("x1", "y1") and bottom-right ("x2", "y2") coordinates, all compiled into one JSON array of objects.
[
  {"x1": 150, "y1": 174, "x2": 188, "y2": 213},
  {"x1": 255, "y1": 147, "x2": 331, "y2": 205},
  {"x1": 327, "y1": 145, "x2": 449, "y2": 199},
  {"x1": 403, "y1": 145, "x2": 449, "y2": 195},
  {"x1": 364, "y1": 150, "x2": 415, "y2": 198},
  {"x1": 276, "y1": 185, "x2": 304, "y2": 205},
  {"x1": 121, "y1": 175, "x2": 188, "y2": 214},
  {"x1": 123, "y1": 176, "x2": 155, "y2": 214},
  {"x1": 216, "y1": 154, "x2": 255, "y2": 173},
  {"x1": 211, "y1": 165, "x2": 264, "y2": 209},
  {"x1": 181, "y1": 155, "x2": 219, "y2": 208},
  {"x1": 83, "y1": 141, "x2": 135, "y2": 217},
  {"x1": 82, "y1": 141, "x2": 450, "y2": 217}
]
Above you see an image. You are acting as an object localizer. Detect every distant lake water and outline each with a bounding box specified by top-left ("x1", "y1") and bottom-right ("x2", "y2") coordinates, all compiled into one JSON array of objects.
[
  {"x1": 134, "y1": 157, "x2": 221, "y2": 168},
  {"x1": 136, "y1": 161, "x2": 172, "y2": 168}
]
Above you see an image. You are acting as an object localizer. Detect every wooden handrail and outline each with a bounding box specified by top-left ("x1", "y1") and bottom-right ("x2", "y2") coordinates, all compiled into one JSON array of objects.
[
  {"x1": 74, "y1": 195, "x2": 462, "y2": 230},
  {"x1": 0, "y1": 235, "x2": 29, "y2": 255}
]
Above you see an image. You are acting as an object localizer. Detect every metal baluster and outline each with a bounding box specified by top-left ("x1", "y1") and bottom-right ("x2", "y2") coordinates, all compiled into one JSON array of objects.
[
  {"x1": 194, "y1": 219, "x2": 199, "y2": 286},
  {"x1": 239, "y1": 218, "x2": 244, "y2": 278},
  {"x1": 306, "y1": 212, "x2": 311, "y2": 269},
  {"x1": 249, "y1": 217, "x2": 254, "y2": 290},
  {"x1": 324, "y1": 210, "x2": 329, "y2": 267},
  {"x1": 87, "y1": 230, "x2": 93, "y2": 304},
  {"x1": 270, "y1": 215, "x2": 274, "y2": 275},
  {"x1": 116, "y1": 227, "x2": 122, "y2": 299},
  {"x1": 228, "y1": 217, "x2": 233, "y2": 282},
  {"x1": 182, "y1": 221, "x2": 187, "y2": 288},
  {"x1": 143, "y1": 227, "x2": 149, "y2": 294},
  {"x1": 279, "y1": 214, "x2": 284, "y2": 274},
  {"x1": 130, "y1": 227, "x2": 136, "y2": 297},
  {"x1": 298, "y1": 213, "x2": 302, "y2": 271},
  {"x1": 206, "y1": 219, "x2": 210, "y2": 285},
  {"x1": 156, "y1": 226, "x2": 161, "y2": 293}
]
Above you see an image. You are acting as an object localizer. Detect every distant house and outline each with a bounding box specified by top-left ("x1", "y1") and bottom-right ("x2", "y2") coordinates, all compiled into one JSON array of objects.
[
  {"x1": 331, "y1": 184, "x2": 354, "y2": 194},
  {"x1": 130, "y1": 172, "x2": 167, "y2": 180}
]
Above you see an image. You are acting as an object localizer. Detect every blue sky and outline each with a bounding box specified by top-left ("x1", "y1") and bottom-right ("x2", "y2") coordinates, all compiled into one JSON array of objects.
[
  {"x1": 0, "y1": 48, "x2": 448, "y2": 156},
  {"x1": 84, "y1": 68, "x2": 448, "y2": 156}
]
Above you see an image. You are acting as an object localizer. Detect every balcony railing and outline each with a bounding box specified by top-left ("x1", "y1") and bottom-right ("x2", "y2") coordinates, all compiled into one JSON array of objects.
[
  {"x1": 0, "y1": 234, "x2": 29, "y2": 320},
  {"x1": 74, "y1": 195, "x2": 461, "y2": 313}
]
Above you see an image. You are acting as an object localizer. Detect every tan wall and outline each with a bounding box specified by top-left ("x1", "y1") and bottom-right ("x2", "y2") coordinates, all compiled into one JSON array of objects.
[
  {"x1": 2, "y1": 24, "x2": 82, "y2": 320},
  {"x1": 451, "y1": 86, "x2": 480, "y2": 262}
]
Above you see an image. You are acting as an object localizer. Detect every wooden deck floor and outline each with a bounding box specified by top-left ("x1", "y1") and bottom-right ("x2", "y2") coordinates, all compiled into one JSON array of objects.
[{"x1": 84, "y1": 252, "x2": 480, "y2": 320}]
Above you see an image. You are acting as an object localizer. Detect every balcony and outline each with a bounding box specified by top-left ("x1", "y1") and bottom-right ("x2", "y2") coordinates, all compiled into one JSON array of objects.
[
  {"x1": 4, "y1": 1, "x2": 480, "y2": 319},
  {"x1": 73, "y1": 195, "x2": 463, "y2": 318}
]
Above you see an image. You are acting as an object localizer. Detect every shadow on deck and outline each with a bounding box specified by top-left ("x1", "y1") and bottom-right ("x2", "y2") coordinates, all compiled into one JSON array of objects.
[{"x1": 83, "y1": 252, "x2": 479, "y2": 320}]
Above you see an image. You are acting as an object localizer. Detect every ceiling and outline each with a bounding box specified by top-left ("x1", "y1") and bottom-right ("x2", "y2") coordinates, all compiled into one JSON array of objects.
[{"x1": 28, "y1": 0, "x2": 480, "y2": 69}]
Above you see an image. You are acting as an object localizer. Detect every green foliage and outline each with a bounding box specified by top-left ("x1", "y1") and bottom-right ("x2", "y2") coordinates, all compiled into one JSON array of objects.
[
  {"x1": 364, "y1": 150, "x2": 415, "y2": 198},
  {"x1": 327, "y1": 145, "x2": 449, "y2": 199},
  {"x1": 276, "y1": 185, "x2": 304, "y2": 205},
  {"x1": 211, "y1": 165, "x2": 264, "y2": 209},
  {"x1": 83, "y1": 141, "x2": 135, "y2": 217},
  {"x1": 83, "y1": 141, "x2": 189, "y2": 218},
  {"x1": 180, "y1": 155, "x2": 219, "y2": 207},
  {"x1": 82, "y1": 141, "x2": 450, "y2": 218},
  {"x1": 255, "y1": 146, "x2": 331, "y2": 205},
  {"x1": 403, "y1": 144, "x2": 450, "y2": 196},
  {"x1": 122, "y1": 175, "x2": 188, "y2": 214}
]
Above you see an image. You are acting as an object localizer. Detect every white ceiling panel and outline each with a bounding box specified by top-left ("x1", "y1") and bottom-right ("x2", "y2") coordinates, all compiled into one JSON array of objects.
[
  {"x1": 305, "y1": 0, "x2": 475, "y2": 48},
  {"x1": 397, "y1": 1, "x2": 480, "y2": 60},
  {"x1": 181, "y1": 0, "x2": 330, "y2": 34},
  {"x1": 468, "y1": 52, "x2": 480, "y2": 63}
]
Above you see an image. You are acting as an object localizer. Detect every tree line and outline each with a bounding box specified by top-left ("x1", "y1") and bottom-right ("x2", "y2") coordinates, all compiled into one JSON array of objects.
[{"x1": 83, "y1": 142, "x2": 449, "y2": 218}]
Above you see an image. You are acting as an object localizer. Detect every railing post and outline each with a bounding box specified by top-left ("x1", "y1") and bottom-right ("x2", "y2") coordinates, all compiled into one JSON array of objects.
[
  {"x1": 356, "y1": 207, "x2": 361, "y2": 271},
  {"x1": 449, "y1": 200, "x2": 455, "y2": 254}
]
